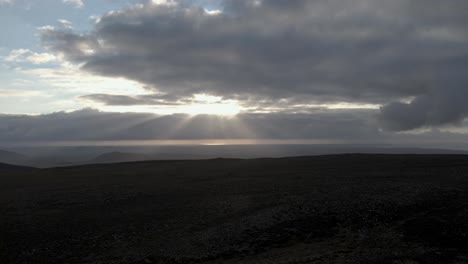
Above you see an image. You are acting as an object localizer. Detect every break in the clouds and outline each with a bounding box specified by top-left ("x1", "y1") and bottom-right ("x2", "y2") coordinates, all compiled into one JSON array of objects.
[{"x1": 38, "y1": 0, "x2": 468, "y2": 131}]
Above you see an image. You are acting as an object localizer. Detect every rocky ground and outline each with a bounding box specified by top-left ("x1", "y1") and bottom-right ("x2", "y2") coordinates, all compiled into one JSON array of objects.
[{"x1": 2, "y1": 154, "x2": 468, "y2": 263}]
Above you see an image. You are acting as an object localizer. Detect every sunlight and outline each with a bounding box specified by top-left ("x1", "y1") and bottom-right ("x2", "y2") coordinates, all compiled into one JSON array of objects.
[
  {"x1": 183, "y1": 94, "x2": 242, "y2": 116},
  {"x1": 185, "y1": 102, "x2": 241, "y2": 116},
  {"x1": 99, "y1": 100, "x2": 242, "y2": 116},
  {"x1": 94, "y1": 94, "x2": 243, "y2": 116}
]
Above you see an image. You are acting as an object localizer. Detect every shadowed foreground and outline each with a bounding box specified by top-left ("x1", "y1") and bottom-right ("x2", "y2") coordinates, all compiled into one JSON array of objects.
[{"x1": 2, "y1": 154, "x2": 468, "y2": 263}]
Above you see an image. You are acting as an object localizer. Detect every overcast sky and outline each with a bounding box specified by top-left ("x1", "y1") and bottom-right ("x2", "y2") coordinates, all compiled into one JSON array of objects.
[{"x1": 1, "y1": 0, "x2": 468, "y2": 146}]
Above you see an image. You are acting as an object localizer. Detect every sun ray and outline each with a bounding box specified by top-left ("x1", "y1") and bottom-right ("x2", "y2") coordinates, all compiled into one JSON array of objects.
[{"x1": 157, "y1": 114, "x2": 195, "y2": 140}]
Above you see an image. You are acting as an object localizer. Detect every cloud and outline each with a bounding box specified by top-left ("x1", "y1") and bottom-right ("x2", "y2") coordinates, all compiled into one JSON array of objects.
[
  {"x1": 3, "y1": 49, "x2": 57, "y2": 64},
  {"x1": 63, "y1": 0, "x2": 84, "y2": 8},
  {"x1": 26, "y1": 53, "x2": 57, "y2": 64},
  {"x1": 0, "y1": 90, "x2": 43, "y2": 97},
  {"x1": 38, "y1": 0, "x2": 468, "y2": 130},
  {"x1": 0, "y1": 108, "x2": 380, "y2": 142},
  {"x1": 0, "y1": 0, "x2": 14, "y2": 5},
  {"x1": 2, "y1": 108, "x2": 468, "y2": 148},
  {"x1": 57, "y1": 19, "x2": 73, "y2": 29},
  {"x1": 18, "y1": 63, "x2": 145, "y2": 95},
  {"x1": 379, "y1": 87, "x2": 468, "y2": 131},
  {"x1": 79, "y1": 93, "x2": 186, "y2": 106},
  {"x1": 4, "y1": 49, "x2": 30, "y2": 62}
]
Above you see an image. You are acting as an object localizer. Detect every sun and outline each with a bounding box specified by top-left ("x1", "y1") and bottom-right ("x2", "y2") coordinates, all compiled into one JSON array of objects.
[
  {"x1": 185, "y1": 102, "x2": 241, "y2": 116},
  {"x1": 183, "y1": 94, "x2": 242, "y2": 116}
]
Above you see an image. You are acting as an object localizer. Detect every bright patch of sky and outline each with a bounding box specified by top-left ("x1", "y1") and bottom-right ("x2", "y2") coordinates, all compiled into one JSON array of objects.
[
  {"x1": 0, "y1": 0, "x2": 145, "y2": 114},
  {"x1": 0, "y1": 0, "x2": 223, "y2": 114}
]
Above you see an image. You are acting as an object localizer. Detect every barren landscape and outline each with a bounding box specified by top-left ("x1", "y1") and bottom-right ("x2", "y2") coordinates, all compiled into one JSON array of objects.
[
  {"x1": 2, "y1": 154, "x2": 468, "y2": 264},
  {"x1": 2, "y1": 0, "x2": 468, "y2": 263}
]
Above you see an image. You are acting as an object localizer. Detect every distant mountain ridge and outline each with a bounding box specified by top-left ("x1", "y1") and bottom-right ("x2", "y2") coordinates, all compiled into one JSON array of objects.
[
  {"x1": 88, "y1": 151, "x2": 215, "y2": 164},
  {"x1": 0, "y1": 149, "x2": 28, "y2": 165},
  {"x1": 3, "y1": 146, "x2": 468, "y2": 168},
  {"x1": 0, "y1": 162, "x2": 35, "y2": 172},
  {"x1": 90, "y1": 151, "x2": 152, "y2": 164},
  {"x1": 88, "y1": 147, "x2": 468, "y2": 165}
]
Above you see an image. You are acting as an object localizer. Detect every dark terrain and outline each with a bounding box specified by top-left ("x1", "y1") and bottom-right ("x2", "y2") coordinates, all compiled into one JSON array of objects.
[{"x1": 2, "y1": 154, "x2": 468, "y2": 263}]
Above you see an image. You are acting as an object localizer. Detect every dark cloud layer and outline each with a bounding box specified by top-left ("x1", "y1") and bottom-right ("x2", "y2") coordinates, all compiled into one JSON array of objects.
[
  {"x1": 79, "y1": 93, "x2": 187, "y2": 106},
  {"x1": 0, "y1": 108, "x2": 378, "y2": 141},
  {"x1": 2, "y1": 109, "x2": 468, "y2": 147},
  {"x1": 41, "y1": 0, "x2": 468, "y2": 130},
  {"x1": 379, "y1": 87, "x2": 468, "y2": 131}
]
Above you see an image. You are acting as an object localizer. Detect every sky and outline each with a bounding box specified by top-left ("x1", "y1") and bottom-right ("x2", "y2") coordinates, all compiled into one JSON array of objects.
[{"x1": 1, "y1": 0, "x2": 468, "y2": 147}]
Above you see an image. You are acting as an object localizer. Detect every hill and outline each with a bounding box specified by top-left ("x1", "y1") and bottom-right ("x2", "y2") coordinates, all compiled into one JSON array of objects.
[
  {"x1": 85, "y1": 146, "x2": 468, "y2": 166},
  {"x1": 90, "y1": 151, "x2": 155, "y2": 164},
  {"x1": 0, "y1": 149, "x2": 28, "y2": 165},
  {"x1": 2, "y1": 154, "x2": 468, "y2": 263},
  {"x1": 4, "y1": 145, "x2": 468, "y2": 168},
  {"x1": 0, "y1": 162, "x2": 35, "y2": 172}
]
